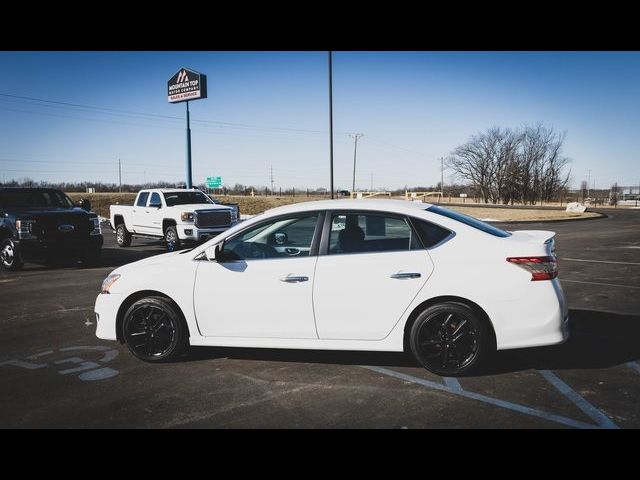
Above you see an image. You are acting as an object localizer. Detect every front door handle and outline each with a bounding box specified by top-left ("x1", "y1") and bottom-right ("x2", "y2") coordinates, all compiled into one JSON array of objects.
[
  {"x1": 280, "y1": 275, "x2": 309, "y2": 283},
  {"x1": 390, "y1": 272, "x2": 421, "y2": 279}
]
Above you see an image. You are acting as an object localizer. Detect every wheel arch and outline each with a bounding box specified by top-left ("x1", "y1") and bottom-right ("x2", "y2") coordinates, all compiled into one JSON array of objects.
[
  {"x1": 113, "y1": 214, "x2": 125, "y2": 227},
  {"x1": 162, "y1": 218, "x2": 177, "y2": 234},
  {"x1": 115, "y1": 290, "x2": 190, "y2": 343},
  {"x1": 402, "y1": 295, "x2": 497, "y2": 353}
]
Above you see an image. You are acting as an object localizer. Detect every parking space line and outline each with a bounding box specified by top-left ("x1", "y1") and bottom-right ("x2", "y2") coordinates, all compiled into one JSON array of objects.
[
  {"x1": 560, "y1": 279, "x2": 640, "y2": 290},
  {"x1": 560, "y1": 258, "x2": 640, "y2": 266},
  {"x1": 627, "y1": 362, "x2": 640, "y2": 375},
  {"x1": 538, "y1": 370, "x2": 618, "y2": 429},
  {"x1": 443, "y1": 377, "x2": 463, "y2": 392},
  {"x1": 361, "y1": 366, "x2": 598, "y2": 429}
]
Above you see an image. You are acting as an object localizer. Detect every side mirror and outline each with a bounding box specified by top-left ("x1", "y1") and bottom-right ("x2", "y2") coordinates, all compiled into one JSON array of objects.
[
  {"x1": 149, "y1": 202, "x2": 162, "y2": 209},
  {"x1": 213, "y1": 241, "x2": 225, "y2": 261},
  {"x1": 78, "y1": 199, "x2": 92, "y2": 212}
]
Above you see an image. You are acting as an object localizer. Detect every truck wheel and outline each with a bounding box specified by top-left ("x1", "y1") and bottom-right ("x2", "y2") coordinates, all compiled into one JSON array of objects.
[
  {"x1": 164, "y1": 226, "x2": 181, "y2": 252},
  {"x1": 0, "y1": 239, "x2": 24, "y2": 271},
  {"x1": 116, "y1": 224, "x2": 132, "y2": 247}
]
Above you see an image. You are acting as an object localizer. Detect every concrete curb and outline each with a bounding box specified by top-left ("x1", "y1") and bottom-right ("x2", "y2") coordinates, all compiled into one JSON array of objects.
[{"x1": 490, "y1": 211, "x2": 608, "y2": 224}]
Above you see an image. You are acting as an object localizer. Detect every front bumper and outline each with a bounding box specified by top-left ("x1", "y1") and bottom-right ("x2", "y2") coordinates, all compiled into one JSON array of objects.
[
  {"x1": 95, "y1": 292, "x2": 123, "y2": 341},
  {"x1": 178, "y1": 222, "x2": 239, "y2": 243},
  {"x1": 16, "y1": 235, "x2": 103, "y2": 262}
]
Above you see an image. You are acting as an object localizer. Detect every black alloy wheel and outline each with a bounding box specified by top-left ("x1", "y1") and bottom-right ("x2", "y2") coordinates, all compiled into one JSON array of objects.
[
  {"x1": 122, "y1": 297, "x2": 188, "y2": 362},
  {"x1": 410, "y1": 302, "x2": 491, "y2": 376}
]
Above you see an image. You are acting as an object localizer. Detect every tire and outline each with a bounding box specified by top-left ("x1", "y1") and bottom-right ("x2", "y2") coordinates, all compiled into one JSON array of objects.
[
  {"x1": 122, "y1": 296, "x2": 189, "y2": 363},
  {"x1": 409, "y1": 302, "x2": 493, "y2": 376},
  {"x1": 0, "y1": 239, "x2": 24, "y2": 271},
  {"x1": 164, "y1": 226, "x2": 181, "y2": 252},
  {"x1": 116, "y1": 223, "x2": 132, "y2": 247}
]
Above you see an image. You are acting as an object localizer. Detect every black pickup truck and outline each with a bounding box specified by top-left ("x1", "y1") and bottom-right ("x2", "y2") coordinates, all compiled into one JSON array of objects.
[{"x1": 0, "y1": 188, "x2": 103, "y2": 271}]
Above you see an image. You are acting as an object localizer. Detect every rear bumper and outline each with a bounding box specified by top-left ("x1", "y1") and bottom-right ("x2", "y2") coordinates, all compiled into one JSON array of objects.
[{"x1": 494, "y1": 278, "x2": 570, "y2": 350}]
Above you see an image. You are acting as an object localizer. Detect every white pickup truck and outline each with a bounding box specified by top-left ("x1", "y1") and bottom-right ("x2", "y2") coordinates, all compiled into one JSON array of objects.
[{"x1": 110, "y1": 188, "x2": 239, "y2": 251}]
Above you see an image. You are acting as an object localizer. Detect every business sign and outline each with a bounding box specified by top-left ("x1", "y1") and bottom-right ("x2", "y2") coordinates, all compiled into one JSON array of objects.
[
  {"x1": 206, "y1": 176, "x2": 222, "y2": 188},
  {"x1": 167, "y1": 68, "x2": 207, "y2": 103}
]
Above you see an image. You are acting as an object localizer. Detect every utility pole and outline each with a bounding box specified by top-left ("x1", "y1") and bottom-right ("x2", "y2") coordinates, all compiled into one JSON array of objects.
[
  {"x1": 270, "y1": 166, "x2": 274, "y2": 195},
  {"x1": 349, "y1": 133, "x2": 364, "y2": 193},
  {"x1": 328, "y1": 51, "x2": 334, "y2": 199},
  {"x1": 370, "y1": 171, "x2": 373, "y2": 191},
  {"x1": 587, "y1": 169, "x2": 591, "y2": 197},
  {"x1": 441, "y1": 157, "x2": 444, "y2": 196},
  {"x1": 118, "y1": 158, "x2": 122, "y2": 192}
]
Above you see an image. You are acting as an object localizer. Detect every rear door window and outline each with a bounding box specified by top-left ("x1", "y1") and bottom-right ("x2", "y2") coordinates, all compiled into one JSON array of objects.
[{"x1": 329, "y1": 213, "x2": 421, "y2": 254}]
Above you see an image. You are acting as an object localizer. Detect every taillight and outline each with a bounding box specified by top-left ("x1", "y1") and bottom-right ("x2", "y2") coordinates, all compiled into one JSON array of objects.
[{"x1": 507, "y1": 256, "x2": 558, "y2": 281}]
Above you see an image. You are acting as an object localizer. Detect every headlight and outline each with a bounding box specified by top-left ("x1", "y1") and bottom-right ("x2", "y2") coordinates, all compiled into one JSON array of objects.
[
  {"x1": 16, "y1": 219, "x2": 37, "y2": 239},
  {"x1": 90, "y1": 217, "x2": 102, "y2": 236},
  {"x1": 101, "y1": 273, "x2": 121, "y2": 294},
  {"x1": 230, "y1": 208, "x2": 238, "y2": 222},
  {"x1": 181, "y1": 212, "x2": 194, "y2": 222}
]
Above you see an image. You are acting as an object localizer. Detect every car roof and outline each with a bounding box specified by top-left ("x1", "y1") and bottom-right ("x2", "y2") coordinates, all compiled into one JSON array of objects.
[
  {"x1": 142, "y1": 189, "x2": 203, "y2": 194},
  {"x1": 264, "y1": 198, "x2": 433, "y2": 216}
]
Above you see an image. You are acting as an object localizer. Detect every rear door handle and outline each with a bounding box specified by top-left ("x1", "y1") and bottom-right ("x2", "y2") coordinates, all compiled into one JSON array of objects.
[
  {"x1": 390, "y1": 272, "x2": 421, "y2": 279},
  {"x1": 280, "y1": 275, "x2": 309, "y2": 283}
]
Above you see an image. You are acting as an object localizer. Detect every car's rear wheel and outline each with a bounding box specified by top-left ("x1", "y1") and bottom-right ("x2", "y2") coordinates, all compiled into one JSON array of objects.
[
  {"x1": 116, "y1": 224, "x2": 132, "y2": 247},
  {"x1": 0, "y1": 239, "x2": 24, "y2": 271},
  {"x1": 409, "y1": 302, "x2": 492, "y2": 376},
  {"x1": 122, "y1": 296, "x2": 188, "y2": 362}
]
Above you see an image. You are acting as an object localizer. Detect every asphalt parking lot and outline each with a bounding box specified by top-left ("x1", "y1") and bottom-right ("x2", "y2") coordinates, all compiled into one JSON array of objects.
[{"x1": 1, "y1": 208, "x2": 639, "y2": 428}]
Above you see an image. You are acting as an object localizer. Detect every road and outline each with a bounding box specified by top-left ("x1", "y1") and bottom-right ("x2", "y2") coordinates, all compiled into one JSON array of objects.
[{"x1": 1, "y1": 208, "x2": 639, "y2": 428}]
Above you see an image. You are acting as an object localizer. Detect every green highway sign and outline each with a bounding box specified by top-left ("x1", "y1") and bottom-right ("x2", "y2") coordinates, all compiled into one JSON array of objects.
[{"x1": 206, "y1": 176, "x2": 222, "y2": 188}]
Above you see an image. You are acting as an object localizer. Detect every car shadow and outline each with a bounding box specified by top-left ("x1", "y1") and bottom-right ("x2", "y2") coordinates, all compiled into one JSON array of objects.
[
  {"x1": 180, "y1": 309, "x2": 640, "y2": 376},
  {"x1": 484, "y1": 308, "x2": 640, "y2": 375}
]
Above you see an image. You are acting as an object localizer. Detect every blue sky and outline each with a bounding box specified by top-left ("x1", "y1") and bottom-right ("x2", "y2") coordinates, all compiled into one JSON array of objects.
[{"x1": 1, "y1": 51, "x2": 639, "y2": 190}]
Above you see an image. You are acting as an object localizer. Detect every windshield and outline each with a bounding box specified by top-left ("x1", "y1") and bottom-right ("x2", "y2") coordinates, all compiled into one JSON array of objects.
[
  {"x1": 0, "y1": 190, "x2": 75, "y2": 209},
  {"x1": 426, "y1": 205, "x2": 511, "y2": 238},
  {"x1": 163, "y1": 191, "x2": 213, "y2": 207}
]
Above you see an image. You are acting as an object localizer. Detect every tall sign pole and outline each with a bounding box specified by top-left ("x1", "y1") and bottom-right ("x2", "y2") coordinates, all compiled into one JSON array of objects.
[
  {"x1": 328, "y1": 51, "x2": 334, "y2": 199},
  {"x1": 185, "y1": 101, "x2": 192, "y2": 188},
  {"x1": 168, "y1": 67, "x2": 207, "y2": 189}
]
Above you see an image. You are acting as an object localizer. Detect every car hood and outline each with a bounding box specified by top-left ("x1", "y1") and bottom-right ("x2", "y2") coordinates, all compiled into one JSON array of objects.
[
  {"x1": 169, "y1": 204, "x2": 233, "y2": 212},
  {"x1": 113, "y1": 249, "x2": 189, "y2": 274},
  {"x1": 9, "y1": 206, "x2": 93, "y2": 217}
]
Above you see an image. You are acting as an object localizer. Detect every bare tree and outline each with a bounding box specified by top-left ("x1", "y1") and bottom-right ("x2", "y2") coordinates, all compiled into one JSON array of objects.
[{"x1": 448, "y1": 124, "x2": 570, "y2": 205}]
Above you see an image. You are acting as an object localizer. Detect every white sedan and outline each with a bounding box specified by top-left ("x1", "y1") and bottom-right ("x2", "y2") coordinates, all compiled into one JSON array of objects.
[{"x1": 95, "y1": 199, "x2": 569, "y2": 376}]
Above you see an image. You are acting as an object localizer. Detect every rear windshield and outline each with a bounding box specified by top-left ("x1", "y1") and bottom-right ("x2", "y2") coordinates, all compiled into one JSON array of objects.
[
  {"x1": 164, "y1": 191, "x2": 213, "y2": 207},
  {"x1": 0, "y1": 190, "x2": 75, "y2": 209},
  {"x1": 426, "y1": 205, "x2": 511, "y2": 238}
]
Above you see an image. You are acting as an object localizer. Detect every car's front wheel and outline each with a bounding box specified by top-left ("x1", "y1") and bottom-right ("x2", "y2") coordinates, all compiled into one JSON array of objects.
[
  {"x1": 409, "y1": 302, "x2": 493, "y2": 376},
  {"x1": 164, "y1": 226, "x2": 181, "y2": 252},
  {"x1": 0, "y1": 239, "x2": 24, "y2": 271},
  {"x1": 122, "y1": 296, "x2": 189, "y2": 362}
]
